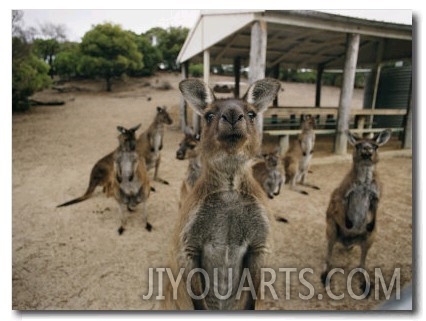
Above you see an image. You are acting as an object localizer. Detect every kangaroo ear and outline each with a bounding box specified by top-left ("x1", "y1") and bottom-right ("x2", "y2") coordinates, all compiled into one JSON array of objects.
[
  {"x1": 346, "y1": 130, "x2": 360, "y2": 146},
  {"x1": 156, "y1": 106, "x2": 163, "y2": 113},
  {"x1": 179, "y1": 79, "x2": 215, "y2": 116},
  {"x1": 117, "y1": 126, "x2": 127, "y2": 134},
  {"x1": 243, "y1": 78, "x2": 281, "y2": 113},
  {"x1": 130, "y1": 123, "x2": 141, "y2": 133},
  {"x1": 374, "y1": 129, "x2": 392, "y2": 146}
]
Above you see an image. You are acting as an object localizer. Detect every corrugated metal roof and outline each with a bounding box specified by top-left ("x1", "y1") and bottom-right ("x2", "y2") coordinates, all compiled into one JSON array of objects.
[{"x1": 177, "y1": 10, "x2": 412, "y2": 69}]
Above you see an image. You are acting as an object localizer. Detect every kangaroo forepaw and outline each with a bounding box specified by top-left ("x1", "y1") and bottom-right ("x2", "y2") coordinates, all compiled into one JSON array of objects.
[
  {"x1": 268, "y1": 194, "x2": 274, "y2": 199},
  {"x1": 118, "y1": 226, "x2": 125, "y2": 235},
  {"x1": 146, "y1": 222, "x2": 153, "y2": 232},
  {"x1": 321, "y1": 271, "x2": 329, "y2": 287}
]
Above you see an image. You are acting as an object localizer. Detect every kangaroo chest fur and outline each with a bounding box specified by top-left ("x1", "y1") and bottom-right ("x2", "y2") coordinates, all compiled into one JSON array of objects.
[
  {"x1": 116, "y1": 152, "x2": 145, "y2": 208},
  {"x1": 343, "y1": 165, "x2": 378, "y2": 236},
  {"x1": 183, "y1": 191, "x2": 269, "y2": 309}
]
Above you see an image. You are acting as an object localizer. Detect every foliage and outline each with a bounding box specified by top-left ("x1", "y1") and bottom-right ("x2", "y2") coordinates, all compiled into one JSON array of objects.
[
  {"x1": 189, "y1": 63, "x2": 203, "y2": 77},
  {"x1": 53, "y1": 42, "x2": 82, "y2": 79},
  {"x1": 145, "y1": 26, "x2": 189, "y2": 71},
  {"x1": 79, "y1": 23, "x2": 143, "y2": 91},
  {"x1": 12, "y1": 37, "x2": 51, "y2": 112},
  {"x1": 131, "y1": 33, "x2": 162, "y2": 76},
  {"x1": 33, "y1": 38, "x2": 60, "y2": 77}
]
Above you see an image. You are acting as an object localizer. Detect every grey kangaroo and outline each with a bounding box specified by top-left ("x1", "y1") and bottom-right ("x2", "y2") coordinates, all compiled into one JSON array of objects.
[
  {"x1": 321, "y1": 129, "x2": 391, "y2": 293},
  {"x1": 162, "y1": 78, "x2": 281, "y2": 310}
]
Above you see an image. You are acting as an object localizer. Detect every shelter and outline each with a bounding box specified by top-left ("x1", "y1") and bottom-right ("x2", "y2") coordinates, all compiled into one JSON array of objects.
[{"x1": 176, "y1": 10, "x2": 412, "y2": 154}]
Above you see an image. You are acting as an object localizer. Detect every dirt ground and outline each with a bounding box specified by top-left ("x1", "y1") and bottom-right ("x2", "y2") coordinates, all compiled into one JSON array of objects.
[{"x1": 12, "y1": 73, "x2": 412, "y2": 311}]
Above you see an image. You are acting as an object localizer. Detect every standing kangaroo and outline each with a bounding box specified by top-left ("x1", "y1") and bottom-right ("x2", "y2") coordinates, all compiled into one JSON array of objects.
[
  {"x1": 163, "y1": 78, "x2": 280, "y2": 310},
  {"x1": 136, "y1": 106, "x2": 173, "y2": 185},
  {"x1": 252, "y1": 149, "x2": 284, "y2": 199},
  {"x1": 109, "y1": 125, "x2": 152, "y2": 234},
  {"x1": 321, "y1": 129, "x2": 391, "y2": 292},
  {"x1": 283, "y1": 114, "x2": 319, "y2": 195}
]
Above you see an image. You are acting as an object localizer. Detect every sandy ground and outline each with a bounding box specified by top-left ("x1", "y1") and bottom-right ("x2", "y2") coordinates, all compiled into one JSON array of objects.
[{"x1": 12, "y1": 73, "x2": 412, "y2": 310}]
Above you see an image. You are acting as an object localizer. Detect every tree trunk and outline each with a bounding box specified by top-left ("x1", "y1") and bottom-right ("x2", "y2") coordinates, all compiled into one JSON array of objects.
[{"x1": 106, "y1": 77, "x2": 112, "y2": 92}]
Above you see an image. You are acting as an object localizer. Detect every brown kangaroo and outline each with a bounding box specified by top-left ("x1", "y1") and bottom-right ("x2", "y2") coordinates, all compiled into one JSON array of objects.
[
  {"x1": 109, "y1": 125, "x2": 152, "y2": 234},
  {"x1": 283, "y1": 114, "x2": 319, "y2": 195},
  {"x1": 162, "y1": 78, "x2": 280, "y2": 310},
  {"x1": 321, "y1": 129, "x2": 391, "y2": 293},
  {"x1": 57, "y1": 124, "x2": 144, "y2": 208},
  {"x1": 136, "y1": 106, "x2": 173, "y2": 185}
]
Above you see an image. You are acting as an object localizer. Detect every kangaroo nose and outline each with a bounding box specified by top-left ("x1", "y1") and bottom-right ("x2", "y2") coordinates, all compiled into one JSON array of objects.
[
  {"x1": 221, "y1": 109, "x2": 244, "y2": 126},
  {"x1": 176, "y1": 150, "x2": 185, "y2": 160}
]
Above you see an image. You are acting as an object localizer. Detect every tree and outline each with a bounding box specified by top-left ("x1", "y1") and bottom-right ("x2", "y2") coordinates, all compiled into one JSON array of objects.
[
  {"x1": 79, "y1": 23, "x2": 143, "y2": 91},
  {"x1": 33, "y1": 38, "x2": 60, "y2": 78},
  {"x1": 53, "y1": 42, "x2": 82, "y2": 79},
  {"x1": 132, "y1": 33, "x2": 162, "y2": 76},
  {"x1": 12, "y1": 37, "x2": 51, "y2": 112},
  {"x1": 145, "y1": 26, "x2": 189, "y2": 71}
]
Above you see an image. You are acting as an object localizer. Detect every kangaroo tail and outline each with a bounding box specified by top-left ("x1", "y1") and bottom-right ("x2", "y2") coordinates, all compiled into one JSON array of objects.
[
  {"x1": 57, "y1": 180, "x2": 98, "y2": 208},
  {"x1": 57, "y1": 193, "x2": 92, "y2": 207}
]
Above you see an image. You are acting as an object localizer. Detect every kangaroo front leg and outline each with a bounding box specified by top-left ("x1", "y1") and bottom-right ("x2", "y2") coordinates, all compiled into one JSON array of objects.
[
  {"x1": 321, "y1": 219, "x2": 337, "y2": 286},
  {"x1": 140, "y1": 202, "x2": 152, "y2": 232},
  {"x1": 117, "y1": 203, "x2": 128, "y2": 235}
]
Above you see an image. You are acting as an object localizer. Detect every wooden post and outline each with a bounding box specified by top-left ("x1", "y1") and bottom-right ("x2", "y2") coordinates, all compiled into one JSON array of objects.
[
  {"x1": 234, "y1": 56, "x2": 241, "y2": 98},
  {"x1": 334, "y1": 33, "x2": 360, "y2": 155},
  {"x1": 403, "y1": 78, "x2": 412, "y2": 149},
  {"x1": 369, "y1": 40, "x2": 385, "y2": 131},
  {"x1": 179, "y1": 61, "x2": 189, "y2": 131},
  {"x1": 249, "y1": 20, "x2": 267, "y2": 84},
  {"x1": 272, "y1": 63, "x2": 280, "y2": 106},
  {"x1": 315, "y1": 64, "x2": 324, "y2": 107},
  {"x1": 248, "y1": 20, "x2": 267, "y2": 141}
]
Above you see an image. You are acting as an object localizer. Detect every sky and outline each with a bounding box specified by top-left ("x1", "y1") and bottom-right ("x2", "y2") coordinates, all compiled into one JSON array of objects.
[{"x1": 19, "y1": 9, "x2": 412, "y2": 42}]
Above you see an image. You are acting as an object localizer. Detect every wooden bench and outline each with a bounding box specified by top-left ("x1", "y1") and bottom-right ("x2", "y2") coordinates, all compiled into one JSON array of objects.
[{"x1": 262, "y1": 106, "x2": 407, "y2": 153}]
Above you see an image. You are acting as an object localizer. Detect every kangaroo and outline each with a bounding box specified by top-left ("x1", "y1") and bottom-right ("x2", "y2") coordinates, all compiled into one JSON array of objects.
[
  {"x1": 176, "y1": 127, "x2": 202, "y2": 206},
  {"x1": 162, "y1": 78, "x2": 280, "y2": 310},
  {"x1": 321, "y1": 129, "x2": 391, "y2": 293},
  {"x1": 56, "y1": 115, "x2": 159, "y2": 208},
  {"x1": 109, "y1": 125, "x2": 152, "y2": 234},
  {"x1": 252, "y1": 148, "x2": 284, "y2": 200},
  {"x1": 283, "y1": 114, "x2": 319, "y2": 195},
  {"x1": 136, "y1": 106, "x2": 173, "y2": 185}
]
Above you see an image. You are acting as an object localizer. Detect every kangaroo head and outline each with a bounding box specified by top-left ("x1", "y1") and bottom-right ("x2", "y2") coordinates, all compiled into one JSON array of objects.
[
  {"x1": 300, "y1": 114, "x2": 316, "y2": 131},
  {"x1": 155, "y1": 106, "x2": 173, "y2": 125},
  {"x1": 179, "y1": 78, "x2": 280, "y2": 159},
  {"x1": 116, "y1": 123, "x2": 141, "y2": 152},
  {"x1": 263, "y1": 148, "x2": 280, "y2": 168},
  {"x1": 347, "y1": 129, "x2": 391, "y2": 165},
  {"x1": 176, "y1": 126, "x2": 200, "y2": 160}
]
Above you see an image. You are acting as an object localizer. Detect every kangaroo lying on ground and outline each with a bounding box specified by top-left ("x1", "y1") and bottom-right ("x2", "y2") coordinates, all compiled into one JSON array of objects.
[
  {"x1": 162, "y1": 78, "x2": 281, "y2": 310},
  {"x1": 136, "y1": 106, "x2": 173, "y2": 185},
  {"x1": 283, "y1": 114, "x2": 319, "y2": 195},
  {"x1": 321, "y1": 129, "x2": 391, "y2": 293}
]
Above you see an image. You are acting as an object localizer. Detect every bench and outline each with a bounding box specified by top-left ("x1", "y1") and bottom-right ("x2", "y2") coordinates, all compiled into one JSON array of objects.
[{"x1": 262, "y1": 106, "x2": 407, "y2": 153}]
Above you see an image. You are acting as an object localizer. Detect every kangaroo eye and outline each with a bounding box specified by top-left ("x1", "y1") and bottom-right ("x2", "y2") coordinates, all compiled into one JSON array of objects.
[
  {"x1": 247, "y1": 111, "x2": 257, "y2": 120},
  {"x1": 205, "y1": 112, "x2": 215, "y2": 123}
]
